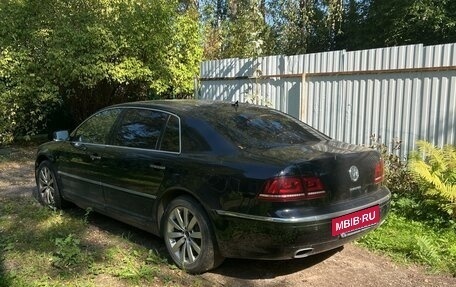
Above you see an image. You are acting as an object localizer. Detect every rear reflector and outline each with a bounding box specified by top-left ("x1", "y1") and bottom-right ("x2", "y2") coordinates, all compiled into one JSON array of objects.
[
  {"x1": 374, "y1": 159, "x2": 384, "y2": 184},
  {"x1": 258, "y1": 176, "x2": 326, "y2": 202}
]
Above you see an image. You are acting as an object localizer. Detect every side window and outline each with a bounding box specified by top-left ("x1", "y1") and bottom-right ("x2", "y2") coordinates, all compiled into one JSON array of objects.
[
  {"x1": 160, "y1": 115, "x2": 180, "y2": 152},
  {"x1": 113, "y1": 109, "x2": 167, "y2": 149},
  {"x1": 72, "y1": 108, "x2": 121, "y2": 144}
]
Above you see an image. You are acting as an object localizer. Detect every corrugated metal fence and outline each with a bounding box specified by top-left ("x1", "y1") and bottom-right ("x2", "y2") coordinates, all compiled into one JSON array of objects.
[{"x1": 198, "y1": 43, "x2": 456, "y2": 158}]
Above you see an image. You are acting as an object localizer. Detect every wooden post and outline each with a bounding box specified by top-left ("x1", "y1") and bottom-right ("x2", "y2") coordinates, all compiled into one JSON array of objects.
[{"x1": 301, "y1": 72, "x2": 307, "y2": 122}]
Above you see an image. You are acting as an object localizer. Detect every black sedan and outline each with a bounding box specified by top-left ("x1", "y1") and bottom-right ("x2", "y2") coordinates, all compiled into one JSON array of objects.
[{"x1": 35, "y1": 100, "x2": 391, "y2": 273}]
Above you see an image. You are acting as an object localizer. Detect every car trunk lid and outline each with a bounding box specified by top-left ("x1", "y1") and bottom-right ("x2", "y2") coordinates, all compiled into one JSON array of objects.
[{"x1": 248, "y1": 140, "x2": 383, "y2": 203}]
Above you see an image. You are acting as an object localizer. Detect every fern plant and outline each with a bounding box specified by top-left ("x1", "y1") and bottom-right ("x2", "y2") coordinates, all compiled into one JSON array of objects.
[
  {"x1": 409, "y1": 141, "x2": 456, "y2": 218},
  {"x1": 413, "y1": 235, "x2": 442, "y2": 267}
]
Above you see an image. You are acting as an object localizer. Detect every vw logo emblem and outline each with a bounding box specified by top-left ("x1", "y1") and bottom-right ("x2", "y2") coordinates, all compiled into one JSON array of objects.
[{"x1": 348, "y1": 166, "x2": 359, "y2": 182}]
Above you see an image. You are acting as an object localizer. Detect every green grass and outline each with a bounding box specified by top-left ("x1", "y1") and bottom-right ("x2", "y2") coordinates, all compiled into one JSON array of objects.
[
  {"x1": 0, "y1": 196, "x2": 209, "y2": 287},
  {"x1": 0, "y1": 145, "x2": 209, "y2": 286},
  {"x1": 357, "y1": 212, "x2": 456, "y2": 275}
]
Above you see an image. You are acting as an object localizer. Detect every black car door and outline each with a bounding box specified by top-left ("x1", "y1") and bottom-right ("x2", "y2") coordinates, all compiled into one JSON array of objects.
[
  {"x1": 57, "y1": 108, "x2": 121, "y2": 211},
  {"x1": 101, "y1": 108, "x2": 180, "y2": 229}
]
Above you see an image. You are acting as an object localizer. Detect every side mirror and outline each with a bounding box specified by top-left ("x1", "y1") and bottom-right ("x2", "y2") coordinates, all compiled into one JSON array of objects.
[{"x1": 53, "y1": 130, "x2": 69, "y2": 141}]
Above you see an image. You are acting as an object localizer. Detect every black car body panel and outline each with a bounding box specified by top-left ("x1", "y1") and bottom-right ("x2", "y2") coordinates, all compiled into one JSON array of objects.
[
  {"x1": 212, "y1": 185, "x2": 390, "y2": 259},
  {"x1": 35, "y1": 100, "x2": 391, "y2": 265}
]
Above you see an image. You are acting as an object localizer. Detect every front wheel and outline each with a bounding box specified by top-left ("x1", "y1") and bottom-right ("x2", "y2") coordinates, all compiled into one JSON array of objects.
[
  {"x1": 163, "y1": 196, "x2": 224, "y2": 273},
  {"x1": 36, "y1": 160, "x2": 66, "y2": 209}
]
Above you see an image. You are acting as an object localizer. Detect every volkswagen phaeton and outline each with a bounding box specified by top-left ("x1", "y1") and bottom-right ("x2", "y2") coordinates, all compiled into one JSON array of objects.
[{"x1": 35, "y1": 100, "x2": 391, "y2": 273}]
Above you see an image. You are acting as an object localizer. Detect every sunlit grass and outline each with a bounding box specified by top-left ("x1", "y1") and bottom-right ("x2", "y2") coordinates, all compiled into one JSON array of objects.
[
  {"x1": 0, "y1": 196, "x2": 208, "y2": 287},
  {"x1": 358, "y1": 212, "x2": 456, "y2": 275},
  {"x1": 0, "y1": 146, "x2": 208, "y2": 286}
]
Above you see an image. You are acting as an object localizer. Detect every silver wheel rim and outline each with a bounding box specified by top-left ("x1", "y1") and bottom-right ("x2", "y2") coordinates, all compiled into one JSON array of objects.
[
  {"x1": 165, "y1": 206, "x2": 202, "y2": 265},
  {"x1": 38, "y1": 166, "x2": 56, "y2": 207}
]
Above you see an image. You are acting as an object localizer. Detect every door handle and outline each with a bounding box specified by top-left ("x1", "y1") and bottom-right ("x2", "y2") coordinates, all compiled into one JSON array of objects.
[
  {"x1": 90, "y1": 154, "x2": 102, "y2": 160},
  {"x1": 150, "y1": 164, "x2": 166, "y2": 170},
  {"x1": 71, "y1": 141, "x2": 87, "y2": 151}
]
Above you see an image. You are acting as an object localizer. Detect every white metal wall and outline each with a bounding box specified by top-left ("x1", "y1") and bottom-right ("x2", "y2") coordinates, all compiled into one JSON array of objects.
[{"x1": 198, "y1": 43, "x2": 456, "y2": 158}]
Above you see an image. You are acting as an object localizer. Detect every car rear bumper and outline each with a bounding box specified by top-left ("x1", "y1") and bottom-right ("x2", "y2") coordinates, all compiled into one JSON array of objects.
[{"x1": 212, "y1": 186, "x2": 391, "y2": 260}]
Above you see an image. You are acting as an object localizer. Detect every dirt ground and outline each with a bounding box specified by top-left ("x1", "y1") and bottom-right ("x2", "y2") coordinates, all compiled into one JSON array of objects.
[{"x1": 1, "y1": 147, "x2": 455, "y2": 287}]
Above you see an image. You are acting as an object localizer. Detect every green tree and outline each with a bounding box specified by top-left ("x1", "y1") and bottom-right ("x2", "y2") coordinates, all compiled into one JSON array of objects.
[
  {"x1": 333, "y1": 0, "x2": 368, "y2": 51},
  {"x1": 199, "y1": 0, "x2": 229, "y2": 59},
  {"x1": 221, "y1": 0, "x2": 269, "y2": 58},
  {"x1": 362, "y1": 0, "x2": 456, "y2": 48},
  {"x1": 199, "y1": 0, "x2": 349, "y2": 58},
  {"x1": 0, "y1": 0, "x2": 202, "y2": 144},
  {"x1": 267, "y1": 0, "x2": 344, "y2": 55},
  {"x1": 200, "y1": 0, "x2": 269, "y2": 59}
]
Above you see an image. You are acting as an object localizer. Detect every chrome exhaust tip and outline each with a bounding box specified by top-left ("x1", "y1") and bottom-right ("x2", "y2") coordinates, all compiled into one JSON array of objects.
[{"x1": 294, "y1": 248, "x2": 314, "y2": 258}]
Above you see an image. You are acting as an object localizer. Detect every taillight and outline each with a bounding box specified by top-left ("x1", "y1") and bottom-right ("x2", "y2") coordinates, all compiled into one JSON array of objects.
[
  {"x1": 374, "y1": 159, "x2": 384, "y2": 184},
  {"x1": 258, "y1": 176, "x2": 326, "y2": 202}
]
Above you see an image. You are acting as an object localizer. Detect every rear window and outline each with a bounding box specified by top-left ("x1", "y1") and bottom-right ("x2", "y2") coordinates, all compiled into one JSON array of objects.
[{"x1": 203, "y1": 106, "x2": 327, "y2": 149}]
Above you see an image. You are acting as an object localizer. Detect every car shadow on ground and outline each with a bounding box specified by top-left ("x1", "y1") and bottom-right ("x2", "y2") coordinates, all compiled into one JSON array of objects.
[
  {"x1": 69, "y1": 206, "x2": 343, "y2": 280},
  {"x1": 31, "y1": 186, "x2": 170, "y2": 262},
  {"x1": 30, "y1": 187, "x2": 344, "y2": 280},
  {"x1": 67, "y1": 207, "x2": 169, "y2": 253},
  {"x1": 208, "y1": 247, "x2": 343, "y2": 280}
]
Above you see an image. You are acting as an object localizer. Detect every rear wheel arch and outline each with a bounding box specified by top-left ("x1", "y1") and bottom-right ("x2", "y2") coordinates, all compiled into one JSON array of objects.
[
  {"x1": 160, "y1": 193, "x2": 224, "y2": 273},
  {"x1": 157, "y1": 189, "x2": 206, "y2": 235}
]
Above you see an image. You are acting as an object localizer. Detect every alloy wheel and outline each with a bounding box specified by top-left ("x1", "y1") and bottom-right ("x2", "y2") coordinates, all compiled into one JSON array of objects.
[
  {"x1": 165, "y1": 206, "x2": 203, "y2": 265},
  {"x1": 38, "y1": 166, "x2": 56, "y2": 207}
]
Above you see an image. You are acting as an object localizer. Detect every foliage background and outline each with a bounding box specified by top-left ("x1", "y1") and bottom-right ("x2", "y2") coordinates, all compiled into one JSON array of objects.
[
  {"x1": 1, "y1": 0, "x2": 456, "y2": 144},
  {"x1": 0, "y1": 0, "x2": 202, "y2": 144},
  {"x1": 200, "y1": 0, "x2": 456, "y2": 58}
]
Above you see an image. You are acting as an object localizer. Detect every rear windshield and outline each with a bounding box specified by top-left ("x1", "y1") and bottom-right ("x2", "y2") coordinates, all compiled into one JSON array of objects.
[{"x1": 200, "y1": 105, "x2": 328, "y2": 149}]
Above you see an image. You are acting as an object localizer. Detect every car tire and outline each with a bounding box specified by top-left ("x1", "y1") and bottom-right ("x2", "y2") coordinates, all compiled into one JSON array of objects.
[
  {"x1": 163, "y1": 195, "x2": 224, "y2": 273},
  {"x1": 36, "y1": 160, "x2": 66, "y2": 210}
]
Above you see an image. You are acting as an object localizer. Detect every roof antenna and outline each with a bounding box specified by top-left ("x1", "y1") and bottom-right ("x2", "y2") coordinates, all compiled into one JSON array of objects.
[{"x1": 231, "y1": 100, "x2": 239, "y2": 111}]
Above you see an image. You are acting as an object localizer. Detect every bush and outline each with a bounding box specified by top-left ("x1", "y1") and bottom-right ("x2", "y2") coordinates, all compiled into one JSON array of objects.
[
  {"x1": 361, "y1": 138, "x2": 456, "y2": 275},
  {"x1": 409, "y1": 141, "x2": 456, "y2": 219},
  {"x1": 0, "y1": 50, "x2": 61, "y2": 145},
  {"x1": 0, "y1": 0, "x2": 202, "y2": 143},
  {"x1": 370, "y1": 137, "x2": 454, "y2": 228},
  {"x1": 369, "y1": 136, "x2": 418, "y2": 194}
]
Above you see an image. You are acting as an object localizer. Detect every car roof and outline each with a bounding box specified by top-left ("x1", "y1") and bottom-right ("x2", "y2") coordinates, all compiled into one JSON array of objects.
[{"x1": 112, "y1": 99, "x2": 271, "y2": 118}]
